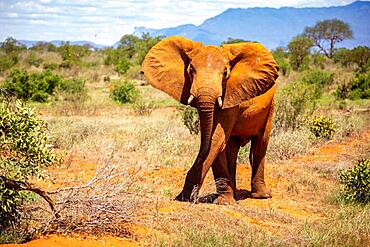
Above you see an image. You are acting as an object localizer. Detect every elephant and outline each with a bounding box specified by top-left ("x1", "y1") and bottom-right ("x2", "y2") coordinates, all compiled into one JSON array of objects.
[{"x1": 142, "y1": 36, "x2": 279, "y2": 205}]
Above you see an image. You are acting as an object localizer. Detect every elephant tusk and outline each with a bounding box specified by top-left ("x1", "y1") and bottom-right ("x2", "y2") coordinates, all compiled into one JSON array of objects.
[
  {"x1": 187, "y1": 95, "x2": 194, "y2": 105},
  {"x1": 217, "y1": 97, "x2": 223, "y2": 108}
]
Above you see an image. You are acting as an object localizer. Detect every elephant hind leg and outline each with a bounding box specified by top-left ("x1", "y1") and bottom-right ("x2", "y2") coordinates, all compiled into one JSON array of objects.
[
  {"x1": 249, "y1": 107, "x2": 273, "y2": 199},
  {"x1": 210, "y1": 150, "x2": 236, "y2": 205}
]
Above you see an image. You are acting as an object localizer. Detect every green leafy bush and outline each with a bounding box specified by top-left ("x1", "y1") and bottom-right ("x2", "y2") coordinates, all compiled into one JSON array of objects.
[
  {"x1": 0, "y1": 54, "x2": 18, "y2": 73},
  {"x1": 308, "y1": 115, "x2": 336, "y2": 139},
  {"x1": 347, "y1": 72, "x2": 370, "y2": 99},
  {"x1": 115, "y1": 57, "x2": 131, "y2": 74},
  {"x1": 0, "y1": 101, "x2": 56, "y2": 232},
  {"x1": 58, "y1": 42, "x2": 90, "y2": 67},
  {"x1": 1, "y1": 69, "x2": 61, "y2": 102},
  {"x1": 274, "y1": 81, "x2": 318, "y2": 130},
  {"x1": 339, "y1": 159, "x2": 370, "y2": 204},
  {"x1": 178, "y1": 106, "x2": 200, "y2": 135},
  {"x1": 57, "y1": 78, "x2": 87, "y2": 102},
  {"x1": 109, "y1": 80, "x2": 139, "y2": 104},
  {"x1": 301, "y1": 69, "x2": 334, "y2": 87},
  {"x1": 335, "y1": 71, "x2": 370, "y2": 100}
]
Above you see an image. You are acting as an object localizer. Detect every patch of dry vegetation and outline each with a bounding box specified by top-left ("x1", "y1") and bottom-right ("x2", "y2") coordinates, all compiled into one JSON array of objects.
[{"x1": 1, "y1": 39, "x2": 369, "y2": 246}]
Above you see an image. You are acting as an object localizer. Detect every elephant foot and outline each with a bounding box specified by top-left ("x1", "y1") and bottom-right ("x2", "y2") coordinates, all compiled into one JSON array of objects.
[
  {"x1": 250, "y1": 183, "x2": 272, "y2": 199},
  {"x1": 175, "y1": 184, "x2": 200, "y2": 202},
  {"x1": 213, "y1": 193, "x2": 237, "y2": 205}
]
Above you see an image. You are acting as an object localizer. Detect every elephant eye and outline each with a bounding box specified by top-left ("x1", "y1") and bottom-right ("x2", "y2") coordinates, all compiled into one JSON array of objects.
[
  {"x1": 223, "y1": 68, "x2": 228, "y2": 78},
  {"x1": 188, "y1": 65, "x2": 194, "y2": 76}
]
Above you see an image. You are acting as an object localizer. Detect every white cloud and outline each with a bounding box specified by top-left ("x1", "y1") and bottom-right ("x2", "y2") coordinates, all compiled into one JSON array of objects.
[{"x1": 0, "y1": 0, "x2": 361, "y2": 45}]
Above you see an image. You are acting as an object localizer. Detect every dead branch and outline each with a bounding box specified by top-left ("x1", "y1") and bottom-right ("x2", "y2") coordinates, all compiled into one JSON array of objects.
[{"x1": 0, "y1": 175, "x2": 58, "y2": 217}]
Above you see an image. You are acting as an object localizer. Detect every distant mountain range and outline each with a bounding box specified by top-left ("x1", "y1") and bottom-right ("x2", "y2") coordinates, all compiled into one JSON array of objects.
[
  {"x1": 134, "y1": 1, "x2": 370, "y2": 49},
  {"x1": 15, "y1": 1, "x2": 370, "y2": 50},
  {"x1": 17, "y1": 40, "x2": 107, "y2": 49}
]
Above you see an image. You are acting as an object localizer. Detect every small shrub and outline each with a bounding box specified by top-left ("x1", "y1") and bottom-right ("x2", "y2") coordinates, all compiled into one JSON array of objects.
[
  {"x1": 57, "y1": 78, "x2": 87, "y2": 102},
  {"x1": 110, "y1": 79, "x2": 139, "y2": 104},
  {"x1": 0, "y1": 101, "x2": 56, "y2": 233},
  {"x1": 339, "y1": 159, "x2": 370, "y2": 204},
  {"x1": 133, "y1": 100, "x2": 155, "y2": 115},
  {"x1": 308, "y1": 116, "x2": 336, "y2": 139},
  {"x1": 334, "y1": 83, "x2": 349, "y2": 100},
  {"x1": 0, "y1": 54, "x2": 18, "y2": 72},
  {"x1": 178, "y1": 106, "x2": 200, "y2": 135},
  {"x1": 301, "y1": 69, "x2": 334, "y2": 87},
  {"x1": 274, "y1": 81, "x2": 318, "y2": 130},
  {"x1": 268, "y1": 129, "x2": 312, "y2": 161},
  {"x1": 1, "y1": 69, "x2": 62, "y2": 102},
  {"x1": 115, "y1": 57, "x2": 131, "y2": 74},
  {"x1": 348, "y1": 72, "x2": 370, "y2": 100}
]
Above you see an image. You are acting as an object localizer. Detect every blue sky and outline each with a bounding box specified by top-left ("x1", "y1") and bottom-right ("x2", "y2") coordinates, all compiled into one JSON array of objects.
[{"x1": 0, "y1": 0, "x2": 360, "y2": 45}]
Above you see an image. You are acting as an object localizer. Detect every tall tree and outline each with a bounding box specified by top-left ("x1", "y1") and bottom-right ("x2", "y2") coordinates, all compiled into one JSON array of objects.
[
  {"x1": 288, "y1": 35, "x2": 313, "y2": 71},
  {"x1": 304, "y1": 19, "x2": 353, "y2": 58}
]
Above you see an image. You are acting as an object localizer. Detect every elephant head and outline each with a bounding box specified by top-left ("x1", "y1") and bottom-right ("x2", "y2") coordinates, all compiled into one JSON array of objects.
[{"x1": 142, "y1": 36, "x2": 278, "y2": 163}]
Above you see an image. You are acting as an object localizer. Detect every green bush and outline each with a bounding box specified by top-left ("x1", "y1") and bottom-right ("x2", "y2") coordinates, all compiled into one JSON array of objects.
[
  {"x1": 110, "y1": 80, "x2": 139, "y2": 104},
  {"x1": 115, "y1": 57, "x2": 131, "y2": 74},
  {"x1": 274, "y1": 81, "x2": 318, "y2": 130},
  {"x1": 178, "y1": 106, "x2": 200, "y2": 135},
  {"x1": 335, "y1": 72, "x2": 370, "y2": 100},
  {"x1": 348, "y1": 72, "x2": 370, "y2": 99},
  {"x1": 301, "y1": 69, "x2": 334, "y2": 87},
  {"x1": 57, "y1": 78, "x2": 87, "y2": 102},
  {"x1": 1, "y1": 69, "x2": 61, "y2": 102},
  {"x1": 58, "y1": 42, "x2": 90, "y2": 67},
  {"x1": 339, "y1": 159, "x2": 370, "y2": 204},
  {"x1": 0, "y1": 101, "x2": 56, "y2": 233},
  {"x1": 0, "y1": 54, "x2": 18, "y2": 72},
  {"x1": 308, "y1": 116, "x2": 336, "y2": 139}
]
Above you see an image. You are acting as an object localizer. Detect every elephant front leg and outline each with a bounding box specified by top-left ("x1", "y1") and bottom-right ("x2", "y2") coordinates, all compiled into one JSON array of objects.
[
  {"x1": 175, "y1": 108, "x2": 239, "y2": 203},
  {"x1": 175, "y1": 129, "x2": 225, "y2": 202}
]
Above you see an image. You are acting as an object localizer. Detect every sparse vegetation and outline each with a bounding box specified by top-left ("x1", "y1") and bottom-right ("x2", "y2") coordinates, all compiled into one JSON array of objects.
[
  {"x1": 178, "y1": 105, "x2": 200, "y2": 135},
  {"x1": 0, "y1": 29, "x2": 369, "y2": 246},
  {"x1": 339, "y1": 159, "x2": 370, "y2": 204}
]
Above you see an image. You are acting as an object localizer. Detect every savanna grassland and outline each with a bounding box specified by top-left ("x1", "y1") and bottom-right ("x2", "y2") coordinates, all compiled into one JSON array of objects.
[{"x1": 1, "y1": 32, "x2": 370, "y2": 246}]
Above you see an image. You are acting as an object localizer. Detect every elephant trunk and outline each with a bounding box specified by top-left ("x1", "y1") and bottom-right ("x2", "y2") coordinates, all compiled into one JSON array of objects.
[{"x1": 196, "y1": 95, "x2": 215, "y2": 162}]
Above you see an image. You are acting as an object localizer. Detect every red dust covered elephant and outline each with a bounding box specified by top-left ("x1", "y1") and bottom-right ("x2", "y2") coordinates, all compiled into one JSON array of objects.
[{"x1": 142, "y1": 36, "x2": 279, "y2": 205}]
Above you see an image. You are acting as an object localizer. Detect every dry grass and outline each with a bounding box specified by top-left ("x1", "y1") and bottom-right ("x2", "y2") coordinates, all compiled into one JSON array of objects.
[{"x1": 4, "y1": 54, "x2": 369, "y2": 246}]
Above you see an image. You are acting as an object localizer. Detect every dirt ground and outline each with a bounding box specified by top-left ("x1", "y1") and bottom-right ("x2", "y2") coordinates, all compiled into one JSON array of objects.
[{"x1": 4, "y1": 126, "x2": 369, "y2": 246}]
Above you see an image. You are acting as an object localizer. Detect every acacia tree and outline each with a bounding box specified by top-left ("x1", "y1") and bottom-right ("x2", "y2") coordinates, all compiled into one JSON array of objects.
[
  {"x1": 304, "y1": 19, "x2": 353, "y2": 58},
  {"x1": 288, "y1": 35, "x2": 313, "y2": 70}
]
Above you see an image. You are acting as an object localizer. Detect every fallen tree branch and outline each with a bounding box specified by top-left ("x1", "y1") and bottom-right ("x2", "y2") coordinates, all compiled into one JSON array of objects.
[{"x1": 0, "y1": 175, "x2": 59, "y2": 218}]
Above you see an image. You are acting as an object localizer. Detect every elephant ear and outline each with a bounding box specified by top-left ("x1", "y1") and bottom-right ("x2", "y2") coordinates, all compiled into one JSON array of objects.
[
  {"x1": 221, "y1": 43, "x2": 279, "y2": 109},
  {"x1": 142, "y1": 36, "x2": 202, "y2": 105}
]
